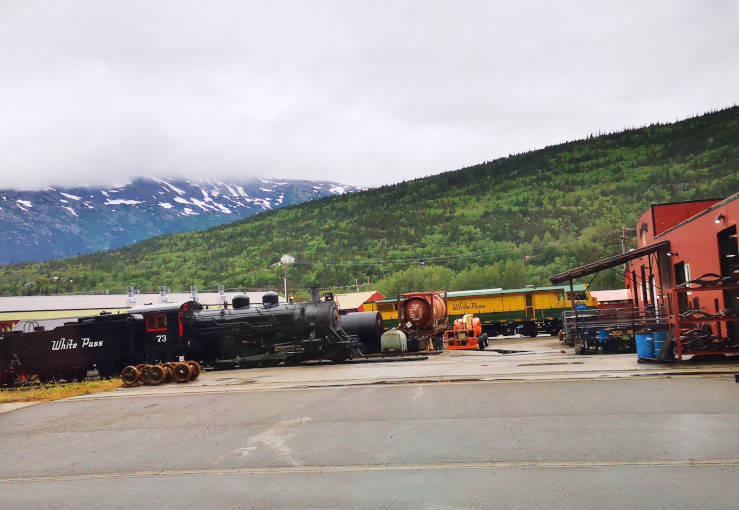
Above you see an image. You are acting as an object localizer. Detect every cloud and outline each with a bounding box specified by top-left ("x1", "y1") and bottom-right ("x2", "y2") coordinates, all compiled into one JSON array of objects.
[{"x1": 0, "y1": 1, "x2": 737, "y2": 189}]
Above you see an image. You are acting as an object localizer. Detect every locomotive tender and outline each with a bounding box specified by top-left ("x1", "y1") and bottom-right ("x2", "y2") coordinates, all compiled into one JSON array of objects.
[{"x1": 0, "y1": 291, "x2": 362, "y2": 385}]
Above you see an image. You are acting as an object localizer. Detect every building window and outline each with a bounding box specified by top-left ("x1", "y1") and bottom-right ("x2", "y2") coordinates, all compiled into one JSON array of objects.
[
  {"x1": 674, "y1": 261, "x2": 688, "y2": 312},
  {"x1": 685, "y1": 263, "x2": 691, "y2": 296}
]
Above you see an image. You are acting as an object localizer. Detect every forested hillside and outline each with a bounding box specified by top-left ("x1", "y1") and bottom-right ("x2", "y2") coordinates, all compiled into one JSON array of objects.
[{"x1": 2, "y1": 107, "x2": 737, "y2": 297}]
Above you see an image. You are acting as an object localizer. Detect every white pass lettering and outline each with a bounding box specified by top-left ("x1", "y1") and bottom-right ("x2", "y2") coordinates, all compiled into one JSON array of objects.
[{"x1": 50, "y1": 337, "x2": 103, "y2": 351}]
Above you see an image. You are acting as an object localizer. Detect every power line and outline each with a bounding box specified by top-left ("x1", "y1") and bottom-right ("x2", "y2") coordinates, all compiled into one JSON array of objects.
[{"x1": 284, "y1": 237, "x2": 586, "y2": 268}]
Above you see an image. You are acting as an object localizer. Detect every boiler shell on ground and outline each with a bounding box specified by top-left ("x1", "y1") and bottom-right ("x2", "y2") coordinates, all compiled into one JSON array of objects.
[{"x1": 339, "y1": 312, "x2": 384, "y2": 354}]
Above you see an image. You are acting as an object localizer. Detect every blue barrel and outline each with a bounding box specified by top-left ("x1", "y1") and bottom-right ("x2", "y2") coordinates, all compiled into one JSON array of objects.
[
  {"x1": 652, "y1": 331, "x2": 667, "y2": 357},
  {"x1": 598, "y1": 330, "x2": 610, "y2": 342},
  {"x1": 635, "y1": 332, "x2": 654, "y2": 359}
]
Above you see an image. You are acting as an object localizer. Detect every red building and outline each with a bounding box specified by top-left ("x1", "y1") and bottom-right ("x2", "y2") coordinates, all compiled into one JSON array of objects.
[
  {"x1": 551, "y1": 192, "x2": 738, "y2": 358},
  {"x1": 626, "y1": 195, "x2": 738, "y2": 316}
]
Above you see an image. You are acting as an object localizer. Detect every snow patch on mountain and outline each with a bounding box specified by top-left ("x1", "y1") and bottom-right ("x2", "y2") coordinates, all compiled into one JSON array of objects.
[
  {"x1": 62, "y1": 206, "x2": 78, "y2": 217},
  {"x1": 105, "y1": 199, "x2": 142, "y2": 205},
  {"x1": 151, "y1": 177, "x2": 186, "y2": 195},
  {"x1": 16, "y1": 200, "x2": 32, "y2": 211}
]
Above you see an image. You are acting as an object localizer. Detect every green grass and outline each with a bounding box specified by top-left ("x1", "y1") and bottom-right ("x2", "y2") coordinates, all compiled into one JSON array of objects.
[{"x1": 0, "y1": 379, "x2": 122, "y2": 403}]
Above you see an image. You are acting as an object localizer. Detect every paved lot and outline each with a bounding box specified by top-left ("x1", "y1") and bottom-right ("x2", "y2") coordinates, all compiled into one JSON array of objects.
[
  {"x1": 2, "y1": 375, "x2": 738, "y2": 509},
  {"x1": 55, "y1": 337, "x2": 739, "y2": 402}
]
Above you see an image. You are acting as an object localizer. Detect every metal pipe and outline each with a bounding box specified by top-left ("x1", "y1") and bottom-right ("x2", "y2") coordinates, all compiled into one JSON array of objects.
[{"x1": 569, "y1": 278, "x2": 580, "y2": 348}]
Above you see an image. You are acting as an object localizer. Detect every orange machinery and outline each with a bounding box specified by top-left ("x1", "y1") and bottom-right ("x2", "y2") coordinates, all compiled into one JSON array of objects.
[{"x1": 444, "y1": 314, "x2": 489, "y2": 350}]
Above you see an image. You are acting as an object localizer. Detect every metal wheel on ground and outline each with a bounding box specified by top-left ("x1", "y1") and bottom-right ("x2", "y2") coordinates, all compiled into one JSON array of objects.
[
  {"x1": 120, "y1": 365, "x2": 140, "y2": 386},
  {"x1": 162, "y1": 363, "x2": 174, "y2": 382},
  {"x1": 173, "y1": 362, "x2": 192, "y2": 383},
  {"x1": 145, "y1": 364, "x2": 166, "y2": 385},
  {"x1": 187, "y1": 360, "x2": 201, "y2": 381},
  {"x1": 478, "y1": 333, "x2": 489, "y2": 350}
]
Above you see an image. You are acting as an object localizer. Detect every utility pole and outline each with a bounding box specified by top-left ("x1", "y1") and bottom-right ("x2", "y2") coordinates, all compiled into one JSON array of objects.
[
  {"x1": 619, "y1": 226, "x2": 636, "y2": 253},
  {"x1": 618, "y1": 226, "x2": 637, "y2": 273}
]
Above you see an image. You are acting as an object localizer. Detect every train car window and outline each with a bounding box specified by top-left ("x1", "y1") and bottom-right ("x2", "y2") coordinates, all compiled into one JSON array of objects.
[{"x1": 146, "y1": 314, "x2": 167, "y2": 332}]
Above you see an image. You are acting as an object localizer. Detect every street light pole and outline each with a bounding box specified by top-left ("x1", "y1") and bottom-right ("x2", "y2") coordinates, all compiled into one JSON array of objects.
[
  {"x1": 279, "y1": 254, "x2": 295, "y2": 302},
  {"x1": 283, "y1": 264, "x2": 288, "y2": 301}
]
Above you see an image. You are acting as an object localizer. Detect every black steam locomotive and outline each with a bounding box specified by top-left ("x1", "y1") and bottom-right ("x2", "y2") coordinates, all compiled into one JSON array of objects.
[{"x1": 0, "y1": 291, "x2": 366, "y2": 385}]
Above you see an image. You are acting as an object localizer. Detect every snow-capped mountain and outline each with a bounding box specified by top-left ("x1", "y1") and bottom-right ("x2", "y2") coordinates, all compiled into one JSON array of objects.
[{"x1": 0, "y1": 176, "x2": 364, "y2": 265}]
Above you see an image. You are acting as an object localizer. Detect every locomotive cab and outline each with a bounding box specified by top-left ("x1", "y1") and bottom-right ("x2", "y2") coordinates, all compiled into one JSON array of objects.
[{"x1": 129, "y1": 301, "x2": 202, "y2": 363}]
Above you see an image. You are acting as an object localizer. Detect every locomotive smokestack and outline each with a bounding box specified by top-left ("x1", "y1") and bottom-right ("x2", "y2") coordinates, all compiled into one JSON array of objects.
[{"x1": 311, "y1": 287, "x2": 320, "y2": 303}]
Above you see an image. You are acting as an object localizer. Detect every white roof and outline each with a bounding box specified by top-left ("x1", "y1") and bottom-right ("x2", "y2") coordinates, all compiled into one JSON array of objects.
[
  {"x1": 334, "y1": 291, "x2": 382, "y2": 310},
  {"x1": 0, "y1": 291, "x2": 284, "y2": 312},
  {"x1": 590, "y1": 289, "x2": 632, "y2": 302}
]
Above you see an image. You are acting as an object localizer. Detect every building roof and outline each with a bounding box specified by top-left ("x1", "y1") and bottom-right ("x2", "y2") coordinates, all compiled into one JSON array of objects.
[
  {"x1": 373, "y1": 285, "x2": 588, "y2": 303},
  {"x1": 0, "y1": 291, "x2": 283, "y2": 313},
  {"x1": 447, "y1": 284, "x2": 587, "y2": 297},
  {"x1": 446, "y1": 288, "x2": 503, "y2": 298},
  {"x1": 128, "y1": 301, "x2": 196, "y2": 313},
  {"x1": 334, "y1": 291, "x2": 384, "y2": 310},
  {"x1": 656, "y1": 191, "x2": 739, "y2": 238},
  {"x1": 590, "y1": 289, "x2": 632, "y2": 302},
  {"x1": 550, "y1": 240, "x2": 670, "y2": 284}
]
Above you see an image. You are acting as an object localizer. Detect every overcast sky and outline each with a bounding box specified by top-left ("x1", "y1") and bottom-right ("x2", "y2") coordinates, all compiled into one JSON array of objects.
[{"x1": 1, "y1": 1, "x2": 737, "y2": 190}]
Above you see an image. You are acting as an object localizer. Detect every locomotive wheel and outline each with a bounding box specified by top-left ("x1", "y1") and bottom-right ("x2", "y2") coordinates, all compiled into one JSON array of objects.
[
  {"x1": 97, "y1": 363, "x2": 120, "y2": 379},
  {"x1": 37, "y1": 371, "x2": 55, "y2": 383},
  {"x1": 330, "y1": 348, "x2": 349, "y2": 364},
  {"x1": 186, "y1": 361, "x2": 201, "y2": 381},
  {"x1": 120, "y1": 365, "x2": 140, "y2": 387},
  {"x1": 284, "y1": 356, "x2": 302, "y2": 366},
  {"x1": 522, "y1": 322, "x2": 538, "y2": 338},
  {"x1": 72, "y1": 368, "x2": 88, "y2": 382},
  {"x1": 173, "y1": 362, "x2": 192, "y2": 383},
  {"x1": 145, "y1": 364, "x2": 166, "y2": 385}
]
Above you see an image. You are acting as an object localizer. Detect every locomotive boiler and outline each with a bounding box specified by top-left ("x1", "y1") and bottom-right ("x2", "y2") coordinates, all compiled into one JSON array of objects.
[{"x1": 185, "y1": 291, "x2": 361, "y2": 366}]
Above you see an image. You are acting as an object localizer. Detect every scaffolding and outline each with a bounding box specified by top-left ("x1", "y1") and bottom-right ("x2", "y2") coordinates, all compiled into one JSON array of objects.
[{"x1": 561, "y1": 306, "x2": 669, "y2": 353}]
